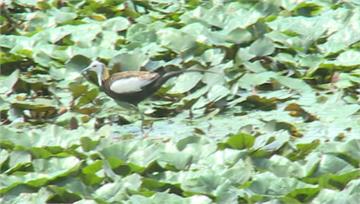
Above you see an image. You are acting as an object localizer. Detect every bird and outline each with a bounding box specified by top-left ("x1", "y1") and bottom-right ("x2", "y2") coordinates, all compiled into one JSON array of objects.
[{"x1": 81, "y1": 60, "x2": 207, "y2": 132}]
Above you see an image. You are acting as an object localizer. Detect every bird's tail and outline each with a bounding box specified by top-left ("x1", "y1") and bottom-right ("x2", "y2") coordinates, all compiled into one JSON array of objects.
[{"x1": 152, "y1": 69, "x2": 218, "y2": 91}]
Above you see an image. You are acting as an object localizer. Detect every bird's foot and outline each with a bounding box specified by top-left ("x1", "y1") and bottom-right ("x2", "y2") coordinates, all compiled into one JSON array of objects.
[
  {"x1": 141, "y1": 127, "x2": 153, "y2": 138},
  {"x1": 141, "y1": 119, "x2": 154, "y2": 137}
]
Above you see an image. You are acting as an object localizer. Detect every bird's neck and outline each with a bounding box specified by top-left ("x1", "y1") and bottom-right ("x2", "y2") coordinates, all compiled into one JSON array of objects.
[{"x1": 97, "y1": 68, "x2": 110, "y2": 86}]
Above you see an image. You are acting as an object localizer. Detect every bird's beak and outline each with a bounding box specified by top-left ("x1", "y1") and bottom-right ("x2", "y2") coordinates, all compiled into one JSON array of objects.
[{"x1": 81, "y1": 66, "x2": 91, "y2": 75}]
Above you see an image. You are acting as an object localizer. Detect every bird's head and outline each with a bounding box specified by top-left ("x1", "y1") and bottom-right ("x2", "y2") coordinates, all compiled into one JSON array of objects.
[
  {"x1": 82, "y1": 60, "x2": 105, "y2": 74},
  {"x1": 82, "y1": 60, "x2": 106, "y2": 86}
]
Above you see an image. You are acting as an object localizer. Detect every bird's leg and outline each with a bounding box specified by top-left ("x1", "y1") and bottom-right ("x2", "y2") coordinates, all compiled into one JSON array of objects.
[
  {"x1": 137, "y1": 105, "x2": 154, "y2": 137},
  {"x1": 136, "y1": 105, "x2": 147, "y2": 137},
  {"x1": 189, "y1": 108, "x2": 193, "y2": 119},
  {"x1": 139, "y1": 107, "x2": 145, "y2": 135}
]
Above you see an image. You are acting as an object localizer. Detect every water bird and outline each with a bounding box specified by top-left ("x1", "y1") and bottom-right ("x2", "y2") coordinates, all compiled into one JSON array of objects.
[{"x1": 81, "y1": 60, "x2": 206, "y2": 132}]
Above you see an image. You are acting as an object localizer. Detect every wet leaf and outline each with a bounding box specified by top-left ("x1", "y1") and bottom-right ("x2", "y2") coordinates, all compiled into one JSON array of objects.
[
  {"x1": 168, "y1": 71, "x2": 203, "y2": 94},
  {"x1": 157, "y1": 28, "x2": 196, "y2": 54},
  {"x1": 109, "y1": 51, "x2": 148, "y2": 71},
  {"x1": 249, "y1": 37, "x2": 275, "y2": 57},
  {"x1": 102, "y1": 17, "x2": 130, "y2": 32},
  {"x1": 334, "y1": 50, "x2": 360, "y2": 67},
  {"x1": 207, "y1": 84, "x2": 230, "y2": 102},
  {"x1": 0, "y1": 70, "x2": 19, "y2": 94}
]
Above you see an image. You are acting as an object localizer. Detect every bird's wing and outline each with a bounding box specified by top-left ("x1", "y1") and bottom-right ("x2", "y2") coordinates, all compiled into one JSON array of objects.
[{"x1": 109, "y1": 71, "x2": 159, "y2": 94}]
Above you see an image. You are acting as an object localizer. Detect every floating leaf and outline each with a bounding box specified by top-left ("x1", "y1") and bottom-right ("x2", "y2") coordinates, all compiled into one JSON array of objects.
[
  {"x1": 109, "y1": 51, "x2": 149, "y2": 71},
  {"x1": 0, "y1": 70, "x2": 19, "y2": 94},
  {"x1": 249, "y1": 37, "x2": 275, "y2": 57},
  {"x1": 334, "y1": 50, "x2": 360, "y2": 67},
  {"x1": 168, "y1": 71, "x2": 203, "y2": 94}
]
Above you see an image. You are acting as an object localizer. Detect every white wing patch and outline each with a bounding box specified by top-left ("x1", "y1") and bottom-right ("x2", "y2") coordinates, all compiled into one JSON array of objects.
[{"x1": 110, "y1": 77, "x2": 154, "y2": 93}]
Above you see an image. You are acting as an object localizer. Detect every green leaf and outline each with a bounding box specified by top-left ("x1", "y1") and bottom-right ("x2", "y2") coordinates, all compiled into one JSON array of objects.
[
  {"x1": 226, "y1": 133, "x2": 255, "y2": 149},
  {"x1": 8, "y1": 151, "x2": 31, "y2": 172},
  {"x1": 314, "y1": 154, "x2": 355, "y2": 176},
  {"x1": 159, "y1": 151, "x2": 192, "y2": 170},
  {"x1": 224, "y1": 28, "x2": 252, "y2": 44},
  {"x1": 128, "y1": 193, "x2": 212, "y2": 204},
  {"x1": 109, "y1": 51, "x2": 149, "y2": 71},
  {"x1": 71, "y1": 24, "x2": 102, "y2": 47},
  {"x1": 238, "y1": 72, "x2": 276, "y2": 90},
  {"x1": 168, "y1": 71, "x2": 203, "y2": 94},
  {"x1": 318, "y1": 9, "x2": 360, "y2": 54},
  {"x1": 334, "y1": 50, "x2": 360, "y2": 66},
  {"x1": 1, "y1": 187, "x2": 53, "y2": 204},
  {"x1": 249, "y1": 37, "x2": 275, "y2": 57},
  {"x1": 248, "y1": 172, "x2": 317, "y2": 195},
  {"x1": 102, "y1": 17, "x2": 130, "y2": 32},
  {"x1": 0, "y1": 149, "x2": 9, "y2": 169},
  {"x1": 157, "y1": 28, "x2": 196, "y2": 53},
  {"x1": 0, "y1": 70, "x2": 19, "y2": 94},
  {"x1": 275, "y1": 75, "x2": 312, "y2": 93},
  {"x1": 267, "y1": 155, "x2": 305, "y2": 177},
  {"x1": 207, "y1": 84, "x2": 230, "y2": 102},
  {"x1": 94, "y1": 174, "x2": 141, "y2": 202},
  {"x1": 66, "y1": 55, "x2": 92, "y2": 71}
]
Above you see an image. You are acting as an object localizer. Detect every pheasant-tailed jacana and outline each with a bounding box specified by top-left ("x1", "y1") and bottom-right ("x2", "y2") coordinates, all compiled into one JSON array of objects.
[{"x1": 81, "y1": 60, "x2": 205, "y2": 132}]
